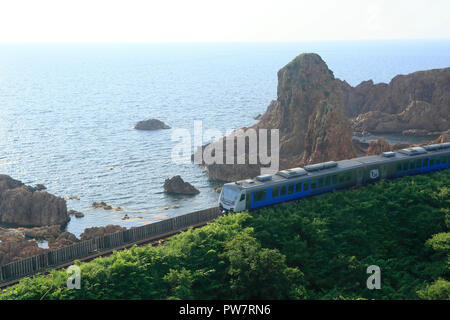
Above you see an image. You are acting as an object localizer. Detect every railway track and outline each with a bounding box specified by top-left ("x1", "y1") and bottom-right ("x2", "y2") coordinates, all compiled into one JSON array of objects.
[{"x1": 0, "y1": 217, "x2": 214, "y2": 289}]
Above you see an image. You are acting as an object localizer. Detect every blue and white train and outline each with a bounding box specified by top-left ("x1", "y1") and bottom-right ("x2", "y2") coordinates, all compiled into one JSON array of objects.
[{"x1": 219, "y1": 142, "x2": 450, "y2": 212}]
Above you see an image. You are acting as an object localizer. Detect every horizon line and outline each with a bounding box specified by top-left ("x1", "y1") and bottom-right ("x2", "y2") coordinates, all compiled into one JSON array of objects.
[{"x1": 1, "y1": 38, "x2": 450, "y2": 45}]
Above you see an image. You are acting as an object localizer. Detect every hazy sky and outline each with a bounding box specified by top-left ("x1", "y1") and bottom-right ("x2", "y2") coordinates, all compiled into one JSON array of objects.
[{"x1": 0, "y1": 0, "x2": 449, "y2": 42}]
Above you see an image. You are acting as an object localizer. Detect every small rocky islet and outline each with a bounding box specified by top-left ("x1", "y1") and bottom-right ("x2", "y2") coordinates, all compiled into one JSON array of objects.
[
  {"x1": 134, "y1": 118, "x2": 171, "y2": 131},
  {"x1": 163, "y1": 175, "x2": 200, "y2": 195}
]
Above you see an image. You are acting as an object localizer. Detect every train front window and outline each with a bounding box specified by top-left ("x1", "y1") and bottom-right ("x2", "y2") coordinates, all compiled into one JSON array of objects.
[{"x1": 221, "y1": 186, "x2": 240, "y2": 203}]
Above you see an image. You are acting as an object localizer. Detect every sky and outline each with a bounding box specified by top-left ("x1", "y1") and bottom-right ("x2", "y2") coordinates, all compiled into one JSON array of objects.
[{"x1": 0, "y1": 0, "x2": 449, "y2": 42}]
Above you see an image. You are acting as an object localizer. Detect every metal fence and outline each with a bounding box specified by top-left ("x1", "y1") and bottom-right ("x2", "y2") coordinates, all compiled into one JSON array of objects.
[{"x1": 0, "y1": 207, "x2": 220, "y2": 284}]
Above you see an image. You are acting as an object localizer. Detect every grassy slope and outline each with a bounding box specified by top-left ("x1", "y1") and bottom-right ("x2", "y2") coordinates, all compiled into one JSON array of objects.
[{"x1": 1, "y1": 170, "x2": 449, "y2": 300}]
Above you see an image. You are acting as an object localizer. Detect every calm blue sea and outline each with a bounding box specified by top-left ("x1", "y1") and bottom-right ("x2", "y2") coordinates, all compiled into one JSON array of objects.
[{"x1": 0, "y1": 40, "x2": 449, "y2": 236}]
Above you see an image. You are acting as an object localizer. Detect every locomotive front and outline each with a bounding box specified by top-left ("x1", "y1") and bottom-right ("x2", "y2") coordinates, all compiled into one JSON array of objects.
[{"x1": 219, "y1": 184, "x2": 246, "y2": 213}]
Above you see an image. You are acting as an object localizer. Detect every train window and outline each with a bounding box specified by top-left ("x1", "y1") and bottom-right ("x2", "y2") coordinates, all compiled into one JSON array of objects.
[
  {"x1": 346, "y1": 172, "x2": 352, "y2": 181},
  {"x1": 303, "y1": 181, "x2": 310, "y2": 191},
  {"x1": 240, "y1": 194, "x2": 245, "y2": 201},
  {"x1": 295, "y1": 182, "x2": 302, "y2": 193},
  {"x1": 417, "y1": 159, "x2": 422, "y2": 168},
  {"x1": 288, "y1": 184, "x2": 294, "y2": 194},
  {"x1": 280, "y1": 185, "x2": 287, "y2": 196},
  {"x1": 331, "y1": 175, "x2": 337, "y2": 184},
  {"x1": 311, "y1": 180, "x2": 317, "y2": 189},
  {"x1": 436, "y1": 157, "x2": 441, "y2": 165},
  {"x1": 317, "y1": 178, "x2": 323, "y2": 188},
  {"x1": 410, "y1": 160, "x2": 416, "y2": 169},
  {"x1": 272, "y1": 187, "x2": 279, "y2": 198},
  {"x1": 254, "y1": 190, "x2": 266, "y2": 202},
  {"x1": 430, "y1": 158, "x2": 435, "y2": 166},
  {"x1": 402, "y1": 162, "x2": 408, "y2": 171},
  {"x1": 443, "y1": 155, "x2": 448, "y2": 164},
  {"x1": 396, "y1": 163, "x2": 402, "y2": 171},
  {"x1": 423, "y1": 158, "x2": 429, "y2": 167}
]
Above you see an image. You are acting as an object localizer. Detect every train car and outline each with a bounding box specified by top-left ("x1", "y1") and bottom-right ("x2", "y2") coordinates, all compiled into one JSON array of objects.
[{"x1": 219, "y1": 142, "x2": 450, "y2": 213}]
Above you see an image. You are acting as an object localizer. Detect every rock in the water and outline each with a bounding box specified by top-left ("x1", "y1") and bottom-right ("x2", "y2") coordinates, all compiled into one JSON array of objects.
[
  {"x1": 134, "y1": 118, "x2": 171, "y2": 130},
  {"x1": 92, "y1": 201, "x2": 111, "y2": 210},
  {"x1": 35, "y1": 184, "x2": 47, "y2": 191},
  {"x1": 0, "y1": 175, "x2": 69, "y2": 227},
  {"x1": 68, "y1": 210, "x2": 85, "y2": 218},
  {"x1": 163, "y1": 176, "x2": 200, "y2": 195},
  {"x1": 80, "y1": 225, "x2": 126, "y2": 241}
]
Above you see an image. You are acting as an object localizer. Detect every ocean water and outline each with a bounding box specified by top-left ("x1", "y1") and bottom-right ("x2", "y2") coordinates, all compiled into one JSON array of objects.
[{"x1": 0, "y1": 41, "x2": 449, "y2": 237}]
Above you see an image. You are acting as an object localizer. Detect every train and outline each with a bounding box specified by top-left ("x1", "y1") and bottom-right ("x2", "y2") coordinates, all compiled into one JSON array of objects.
[{"x1": 219, "y1": 142, "x2": 450, "y2": 213}]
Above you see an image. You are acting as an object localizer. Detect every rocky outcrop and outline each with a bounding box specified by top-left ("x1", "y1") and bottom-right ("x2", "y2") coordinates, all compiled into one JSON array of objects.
[
  {"x1": 366, "y1": 137, "x2": 392, "y2": 156},
  {"x1": 163, "y1": 176, "x2": 200, "y2": 195},
  {"x1": 0, "y1": 225, "x2": 80, "y2": 264},
  {"x1": 0, "y1": 231, "x2": 46, "y2": 265},
  {"x1": 433, "y1": 130, "x2": 450, "y2": 143},
  {"x1": 80, "y1": 225, "x2": 126, "y2": 241},
  {"x1": 134, "y1": 118, "x2": 171, "y2": 130},
  {"x1": 48, "y1": 232, "x2": 79, "y2": 249},
  {"x1": 92, "y1": 202, "x2": 123, "y2": 211},
  {"x1": 344, "y1": 68, "x2": 450, "y2": 135},
  {"x1": 34, "y1": 184, "x2": 47, "y2": 191},
  {"x1": 195, "y1": 53, "x2": 356, "y2": 181},
  {"x1": 352, "y1": 139, "x2": 370, "y2": 157},
  {"x1": 21, "y1": 225, "x2": 62, "y2": 240},
  {"x1": 299, "y1": 101, "x2": 356, "y2": 166},
  {"x1": 68, "y1": 210, "x2": 85, "y2": 218},
  {"x1": 0, "y1": 175, "x2": 69, "y2": 227}
]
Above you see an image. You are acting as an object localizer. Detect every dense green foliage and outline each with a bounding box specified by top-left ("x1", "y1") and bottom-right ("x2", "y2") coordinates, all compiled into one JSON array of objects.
[{"x1": 1, "y1": 170, "x2": 448, "y2": 300}]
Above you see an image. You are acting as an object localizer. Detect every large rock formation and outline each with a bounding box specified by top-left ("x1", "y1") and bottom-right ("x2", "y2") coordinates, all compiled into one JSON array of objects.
[
  {"x1": 195, "y1": 53, "x2": 356, "y2": 181},
  {"x1": 342, "y1": 68, "x2": 450, "y2": 135},
  {"x1": 0, "y1": 175, "x2": 69, "y2": 227},
  {"x1": 163, "y1": 176, "x2": 200, "y2": 195}
]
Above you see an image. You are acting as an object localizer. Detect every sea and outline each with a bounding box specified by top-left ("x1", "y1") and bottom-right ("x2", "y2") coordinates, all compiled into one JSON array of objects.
[{"x1": 0, "y1": 40, "x2": 449, "y2": 237}]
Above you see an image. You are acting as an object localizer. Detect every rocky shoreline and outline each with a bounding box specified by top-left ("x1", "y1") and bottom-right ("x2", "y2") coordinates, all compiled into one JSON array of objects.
[{"x1": 0, "y1": 175, "x2": 135, "y2": 266}]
